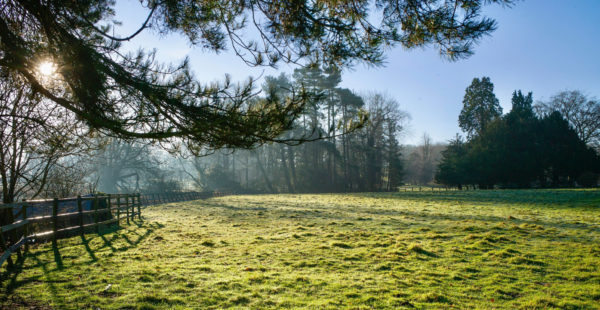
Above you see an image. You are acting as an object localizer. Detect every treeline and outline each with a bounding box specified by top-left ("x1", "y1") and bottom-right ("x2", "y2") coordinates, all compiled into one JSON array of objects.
[
  {"x1": 0, "y1": 64, "x2": 410, "y2": 206},
  {"x1": 189, "y1": 66, "x2": 410, "y2": 193},
  {"x1": 436, "y1": 78, "x2": 600, "y2": 189}
]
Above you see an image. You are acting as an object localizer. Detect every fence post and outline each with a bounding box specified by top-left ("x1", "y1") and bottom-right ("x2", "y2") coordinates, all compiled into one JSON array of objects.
[
  {"x1": 116, "y1": 195, "x2": 121, "y2": 225},
  {"x1": 22, "y1": 202, "x2": 28, "y2": 251},
  {"x1": 77, "y1": 195, "x2": 83, "y2": 236},
  {"x1": 126, "y1": 195, "x2": 130, "y2": 225},
  {"x1": 0, "y1": 227, "x2": 13, "y2": 268},
  {"x1": 108, "y1": 194, "x2": 116, "y2": 228},
  {"x1": 137, "y1": 193, "x2": 142, "y2": 220},
  {"x1": 93, "y1": 195, "x2": 99, "y2": 233},
  {"x1": 52, "y1": 198, "x2": 58, "y2": 246},
  {"x1": 131, "y1": 195, "x2": 135, "y2": 220}
]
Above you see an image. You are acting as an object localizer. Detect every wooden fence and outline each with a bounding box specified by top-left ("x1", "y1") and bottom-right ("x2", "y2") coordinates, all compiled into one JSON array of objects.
[
  {"x1": 0, "y1": 193, "x2": 141, "y2": 270},
  {"x1": 397, "y1": 186, "x2": 466, "y2": 192},
  {"x1": 139, "y1": 191, "x2": 221, "y2": 205},
  {"x1": 0, "y1": 191, "x2": 220, "y2": 271}
]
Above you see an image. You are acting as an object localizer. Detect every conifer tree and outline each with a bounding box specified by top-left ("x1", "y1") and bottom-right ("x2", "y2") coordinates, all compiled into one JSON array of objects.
[{"x1": 458, "y1": 77, "x2": 503, "y2": 138}]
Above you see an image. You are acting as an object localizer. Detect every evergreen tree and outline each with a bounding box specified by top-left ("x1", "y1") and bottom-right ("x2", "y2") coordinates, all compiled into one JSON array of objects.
[
  {"x1": 501, "y1": 90, "x2": 540, "y2": 187},
  {"x1": 458, "y1": 77, "x2": 503, "y2": 138},
  {"x1": 509, "y1": 90, "x2": 535, "y2": 120},
  {"x1": 538, "y1": 112, "x2": 599, "y2": 187},
  {"x1": 535, "y1": 90, "x2": 600, "y2": 150},
  {"x1": 435, "y1": 135, "x2": 467, "y2": 189},
  {"x1": 438, "y1": 90, "x2": 599, "y2": 189}
]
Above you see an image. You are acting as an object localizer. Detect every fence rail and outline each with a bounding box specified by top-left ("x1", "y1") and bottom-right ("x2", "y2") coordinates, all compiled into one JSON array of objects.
[
  {"x1": 397, "y1": 186, "x2": 467, "y2": 192},
  {"x1": 0, "y1": 191, "x2": 220, "y2": 271}
]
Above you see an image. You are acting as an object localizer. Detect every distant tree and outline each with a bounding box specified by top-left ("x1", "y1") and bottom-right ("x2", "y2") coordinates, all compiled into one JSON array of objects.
[
  {"x1": 186, "y1": 153, "x2": 242, "y2": 192},
  {"x1": 501, "y1": 90, "x2": 541, "y2": 187},
  {"x1": 361, "y1": 93, "x2": 409, "y2": 191},
  {"x1": 337, "y1": 88, "x2": 366, "y2": 190},
  {"x1": 0, "y1": 0, "x2": 512, "y2": 152},
  {"x1": 384, "y1": 112, "x2": 407, "y2": 191},
  {"x1": 458, "y1": 77, "x2": 503, "y2": 138},
  {"x1": 465, "y1": 118, "x2": 507, "y2": 188},
  {"x1": 535, "y1": 90, "x2": 600, "y2": 150},
  {"x1": 417, "y1": 133, "x2": 434, "y2": 184},
  {"x1": 40, "y1": 157, "x2": 91, "y2": 198},
  {"x1": 404, "y1": 133, "x2": 444, "y2": 185},
  {"x1": 438, "y1": 100, "x2": 599, "y2": 189},
  {"x1": 435, "y1": 135, "x2": 467, "y2": 189},
  {"x1": 538, "y1": 112, "x2": 599, "y2": 187},
  {"x1": 90, "y1": 139, "x2": 164, "y2": 193},
  {"x1": 509, "y1": 90, "x2": 535, "y2": 120}
]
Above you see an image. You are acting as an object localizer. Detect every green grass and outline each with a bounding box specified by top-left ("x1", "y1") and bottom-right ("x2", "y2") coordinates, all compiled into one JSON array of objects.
[{"x1": 1, "y1": 189, "x2": 599, "y2": 309}]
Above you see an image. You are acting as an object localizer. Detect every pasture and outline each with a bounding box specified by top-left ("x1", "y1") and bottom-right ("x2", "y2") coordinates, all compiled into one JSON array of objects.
[{"x1": 1, "y1": 190, "x2": 599, "y2": 309}]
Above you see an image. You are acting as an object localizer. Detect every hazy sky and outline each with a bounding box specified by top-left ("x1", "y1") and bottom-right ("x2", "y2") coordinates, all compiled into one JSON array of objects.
[{"x1": 114, "y1": 0, "x2": 600, "y2": 145}]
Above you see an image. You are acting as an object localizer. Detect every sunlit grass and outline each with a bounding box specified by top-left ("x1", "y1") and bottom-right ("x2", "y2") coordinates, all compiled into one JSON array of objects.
[{"x1": 1, "y1": 189, "x2": 599, "y2": 309}]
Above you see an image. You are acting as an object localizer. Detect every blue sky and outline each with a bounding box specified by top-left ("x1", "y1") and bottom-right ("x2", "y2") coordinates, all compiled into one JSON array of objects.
[{"x1": 114, "y1": 0, "x2": 600, "y2": 145}]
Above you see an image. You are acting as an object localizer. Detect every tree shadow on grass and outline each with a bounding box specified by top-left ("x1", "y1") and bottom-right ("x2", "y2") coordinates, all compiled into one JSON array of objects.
[
  {"x1": 0, "y1": 221, "x2": 161, "y2": 299},
  {"x1": 80, "y1": 235, "x2": 98, "y2": 262},
  {"x1": 52, "y1": 243, "x2": 63, "y2": 270}
]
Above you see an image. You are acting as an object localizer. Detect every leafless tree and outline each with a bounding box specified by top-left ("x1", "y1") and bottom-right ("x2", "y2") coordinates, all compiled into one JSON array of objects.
[
  {"x1": 535, "y1": 90, "x2": 600, "y2": 150},
  {"x1": 0, "y1": 70, "x2": 95, "y2": 226},
  {"x1": 90, "y1": 138, "x2": 167, "y2": 193}
]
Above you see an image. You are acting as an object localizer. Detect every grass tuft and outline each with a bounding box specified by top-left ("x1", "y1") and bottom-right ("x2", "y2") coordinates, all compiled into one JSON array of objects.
[
  {"x1": 200, "y1": 240, "x2": 215, "y2": 247},
  {"x1": 331, "y1": 242, "x2": 352, "y2": 249}
]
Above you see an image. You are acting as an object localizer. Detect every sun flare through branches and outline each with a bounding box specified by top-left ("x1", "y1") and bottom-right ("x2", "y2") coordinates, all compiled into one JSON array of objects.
[{"x1": 36, "y1": 60, "x2": 56, "y2": 77}]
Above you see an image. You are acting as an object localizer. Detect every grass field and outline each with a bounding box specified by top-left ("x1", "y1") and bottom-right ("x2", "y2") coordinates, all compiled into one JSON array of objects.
[{"x1": 1, "y1": 190, "x2": 599, "y2": 309}]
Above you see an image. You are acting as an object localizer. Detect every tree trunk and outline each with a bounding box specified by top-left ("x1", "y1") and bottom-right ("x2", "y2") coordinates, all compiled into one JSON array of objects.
[
  {"x1": 255, "y1": 151, "x2": 274, "y2": 193},
  {"x1": 280, "y1": 147, "x2": 294, "y2": 193}
]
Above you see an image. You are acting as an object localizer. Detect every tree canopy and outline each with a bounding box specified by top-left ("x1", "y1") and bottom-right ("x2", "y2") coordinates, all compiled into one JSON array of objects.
[
  {"x1": 0, "y1": 0, "x2": 512, "y2": 152},
  {"x1": 535, "y1": 90, "x2": 600, "y2": 151},
  {"x1": 458, "y1": 77, "x2": 502, "y2": 138}
]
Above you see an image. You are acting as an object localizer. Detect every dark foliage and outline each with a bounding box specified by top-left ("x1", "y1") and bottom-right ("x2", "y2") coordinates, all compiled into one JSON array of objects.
[
  {"x1": 458, "y1": 77, "x2": 502, "y2": 138},
  {"x1": 437, "y1": 87, "x2": 600, "y2": 188}
]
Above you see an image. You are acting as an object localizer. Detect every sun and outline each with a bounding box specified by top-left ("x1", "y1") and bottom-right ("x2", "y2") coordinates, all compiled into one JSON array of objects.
[{"x1": 37, "y1": 60, "x2": 56, "y2": 77}]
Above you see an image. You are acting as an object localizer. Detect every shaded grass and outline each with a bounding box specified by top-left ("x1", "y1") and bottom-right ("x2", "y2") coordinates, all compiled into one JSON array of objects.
[{"x1": 1, "y1": 189, "x2": 599, "y2": 309}]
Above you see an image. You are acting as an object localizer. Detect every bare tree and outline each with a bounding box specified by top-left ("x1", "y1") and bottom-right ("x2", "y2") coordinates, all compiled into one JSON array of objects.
[
  {"x1": 535, "y1": 90, "x2": 600, "y2": 150},
  {"x1": 40, "y1": 157, "x2": 92, "y2": 198},
  {"x1": 90, "y1": 138, "x2": 165, "y2": 193},
  {"x1": 0, "y1": 70, "x2": 94, "y2": 227},
  {"x1": 404, "y1": 133, "x2": 446, "y2": 185},
  {"x1": 361, "y1": 92, "x2": 410, "y2": 191}
]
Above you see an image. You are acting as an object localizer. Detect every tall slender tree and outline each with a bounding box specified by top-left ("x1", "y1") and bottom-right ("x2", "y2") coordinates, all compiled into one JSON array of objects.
[{"x1": 458, "y1": 77, "x2": 503, "y2": 138}]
